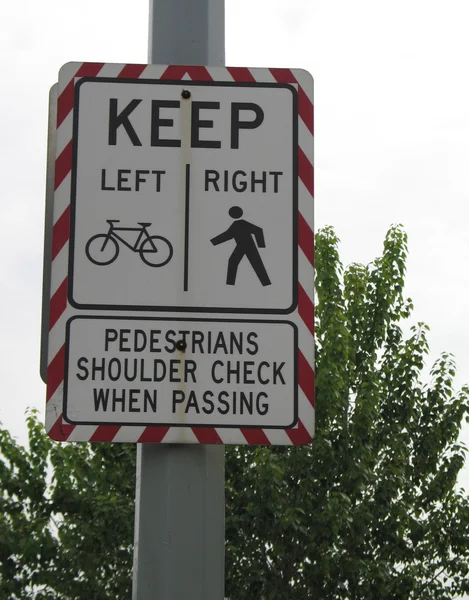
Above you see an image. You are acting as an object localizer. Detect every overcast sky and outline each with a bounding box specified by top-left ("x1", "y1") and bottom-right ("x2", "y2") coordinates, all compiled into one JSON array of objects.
[{"x1": 1, "y1": 0, "x2": 468, "y2": 489}]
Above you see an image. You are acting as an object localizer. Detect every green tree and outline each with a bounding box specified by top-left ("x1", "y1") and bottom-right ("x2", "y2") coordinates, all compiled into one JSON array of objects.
[
  {"x1": 0, "y1": 416, "x2": 135, "y2": 599},
  {"x1": 1, "y1": 225, "x2": 468, "y2": 599},
  {"x1": 225, "y1": 225, "x2": 469, "y2": 599}
]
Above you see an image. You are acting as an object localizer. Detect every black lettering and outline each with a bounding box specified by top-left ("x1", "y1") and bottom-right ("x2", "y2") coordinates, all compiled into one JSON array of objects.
[
  {"x1": 231, "y1": 102, "x2": 264, "y2": 149},
  {"x1": 117, "y1": 169, "x2": 132, "y2": 191},
  {"x1": 179, "y1": 330, "x2": 190, "y2": 346},
  {"x1": 229, "y1": 332, "x2": 243, "y2": 354},
  {"x1": 270, "y1": 171, "x2": 283, "y2": 193},
  {"x1": 233, "y1": 170, "x2": 247, "y2": 192},
  {"x1": 240, "y1": 392, "x2": 253, "y2": 414},
  {"x1": 144, "y1": 390, "x2": 157, "y2": 413},
  {"x1": 256, "y1": 392, "x2": 269, "y2": 415},
  {"x1": 76, "y1": 357, "x2": 89, "y2": 381},
  {"x1": 124, "y1": 358, "x2": 138, "y2": 381},
  {"x1": 108, "y1": 98, "x2": 142, "y2": 146},
  {"x1": 140, "y1": 358, "x2": 152, "y2": 382},
  {"x1": 91, "y1": 358, "x2": 105, "y2": 381},
  {"x1": 164, "y1": 330, "x2": 177, "y2": 353},
  {"x1": 108, "y1": 358, "x2": 121, "y2": 382},
  {"x1": 258, "y1": 361, "x2": 270, "y2": 384},
  {"x1": 207, "y1": 330, "x2": 213, "y2": 353},
  {"x1": 101, "y1": 169, "x2": 115, "y2": 190},
  {"x1": 129, "y1": 389, "x2": 140, "y2": 412},
  {"x1": 153, "y1": 359, "x2": 166, "y2": 382},
  {"x1": 135, "y1": 170, "x2": 149, "y2": 192},
  {"x1": 202, "y1": 391, "x2": 214, "y2": 414},
  {"x1": 217, "y1": 391, "x2": 230, "y2": 414},
  {"x1": 112, "y1": 388, "x2": 126, "y2": 412},
  {"x1": 243, "y1": 361, "x2": 255, "y2": 384},
  {"x1": 205, "y1": 170, "x2": 220, "y2": 191},
  {"x1": 169, "y1": 359, "x2": 181, "y2": 382},
  {"x1": 251, "y1": 171, "x2": 267, "y2": 193},
  {"x1": 227, "y1": 361, "x2": 241, "y2": 384},
  {"x1": 119, "y1": 329, "x2": 131, "y2": 352},
  {"x1": 151, "y1": 100, "x2": 180, "y2": 147},
  {"x1": 185, "y1": 391, "x2": 200, "y2": 413},
  {"x1": 151, "y1": 170, "x2": 165, "y2": 192},
  {"x1": 172, "y1": 390, "x2": 185, "y2": 412},
  {"x1": 246, "y1": 332, "x2": 259, "y2": 356},
  {"x1": 134, "y1": 330, "x2": 147, "y2": 352},
  {"x1": 212, "y1": 360, "x2": 223, "y2": 383},
  {"x1": 93, "y1": 388, "x2": 109, "y2": 411},
  {"x1": 191, "y1": 102, "x2": 221, "y2": 148},
  {"x1": 213, "y1": 332, "x2": 228, "y2": 354},
  {"x1": 184, "y1": 360, "x2": 197, "y2": 383},
  {"x1": 104, "y1": 329, "x2": 118, "y2": 351},
  {"x1": 192, "y1": 331, "x2": 205, "y2": 353},
  {"x1": 149, "y1": 330, "x2": 162, "y2": 352},
  {"x1": 273, "y1": 362, "x2": 286, "y2": 385}
]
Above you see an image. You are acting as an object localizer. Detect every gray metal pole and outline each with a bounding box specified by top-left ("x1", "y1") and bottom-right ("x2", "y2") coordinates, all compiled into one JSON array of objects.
[
  {"x1": 132, "y1": 1, "x2": 226, "y2": 599},
  {"x1": 148, "y1": 0, "x2": 224, "y2": 66},
  {"x1": 133, "y1": 445, "x2": 225, "y2": 600}
]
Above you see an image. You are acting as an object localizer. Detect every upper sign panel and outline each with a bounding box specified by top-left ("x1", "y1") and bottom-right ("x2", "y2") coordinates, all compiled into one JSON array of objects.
[{"x1": 69, "y1": 74, "x2": 298, "y2": 313}]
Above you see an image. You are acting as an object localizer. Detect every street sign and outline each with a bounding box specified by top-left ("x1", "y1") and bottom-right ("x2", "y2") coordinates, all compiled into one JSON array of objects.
[
  {"x1": 64, "y1": 317, "x2": 297, "y2": 429},
  {"x1": 45, "y1": 62, "x2": 314, "y2": 445}
]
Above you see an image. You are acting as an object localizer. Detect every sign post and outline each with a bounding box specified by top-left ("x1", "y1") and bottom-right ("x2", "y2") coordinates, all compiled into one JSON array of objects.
[{"x1": 133, "y1": 1, "x2": 225, "y2": 597}]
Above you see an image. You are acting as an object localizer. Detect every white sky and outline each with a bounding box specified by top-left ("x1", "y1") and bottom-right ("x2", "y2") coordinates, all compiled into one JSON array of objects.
[{"x1": 1, "y1": 0, "x2": 469, "y2": 493}]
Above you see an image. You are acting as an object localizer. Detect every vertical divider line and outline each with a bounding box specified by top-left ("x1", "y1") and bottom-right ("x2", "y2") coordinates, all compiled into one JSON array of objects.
[{"x1": 184, "y1": 163, "x2": 191, "y2": 291}]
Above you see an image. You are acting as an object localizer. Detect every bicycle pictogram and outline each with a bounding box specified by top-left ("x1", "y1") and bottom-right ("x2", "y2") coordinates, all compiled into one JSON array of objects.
[{"x1": 85, "y1": 220, "x2": 173, "y2": 267}]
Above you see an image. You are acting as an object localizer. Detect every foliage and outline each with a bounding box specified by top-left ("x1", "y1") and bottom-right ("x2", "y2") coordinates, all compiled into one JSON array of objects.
[
  {"x1": 1, "y1": 225, "x2": 469, "y2": 599},
  {"x1": 0, "y1": 416, "x2": 135, "y2": 599},
  {"x1": 225, "y1": 225, "x2": 469, "y2": 599}
]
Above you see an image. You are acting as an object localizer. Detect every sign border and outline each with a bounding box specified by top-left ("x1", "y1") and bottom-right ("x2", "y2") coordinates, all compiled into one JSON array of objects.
[{"x1": 68, "y1": 77, "x2": 299, "y2": 315}]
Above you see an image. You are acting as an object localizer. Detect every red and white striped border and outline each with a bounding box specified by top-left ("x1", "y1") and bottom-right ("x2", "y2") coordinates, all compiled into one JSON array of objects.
[{"x1": 46, "y1": 63, "x2": 314, "y2": 445}]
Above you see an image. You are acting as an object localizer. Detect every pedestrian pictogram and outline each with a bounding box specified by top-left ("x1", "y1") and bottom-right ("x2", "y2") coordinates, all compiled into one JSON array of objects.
[
  {"x1": 85, "y1": 220, "x2": 173, "y2": 267},
  {"x1": 211, "y1": 207, "x2": 271, "y2": 286}
]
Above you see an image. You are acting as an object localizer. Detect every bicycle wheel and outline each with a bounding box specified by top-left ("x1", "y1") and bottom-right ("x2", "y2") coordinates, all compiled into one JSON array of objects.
[
  {"x1": 139, "y1": 235, "x2": 173, "y2": 267},
  {"x1": 85, "y1": 234, "x2": 119, "y2": 266}
]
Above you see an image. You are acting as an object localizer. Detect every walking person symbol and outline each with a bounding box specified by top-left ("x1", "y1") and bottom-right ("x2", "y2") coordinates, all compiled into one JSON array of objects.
[{"x1": 211, "y1": 206, "x2": 271, "y2": 286}]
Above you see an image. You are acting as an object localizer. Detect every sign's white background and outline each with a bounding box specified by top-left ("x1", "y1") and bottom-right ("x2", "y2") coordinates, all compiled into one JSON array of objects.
[
  {"x1": 71, "y1": 77, "x2": 295, "y2": 310},
  {"x1": 65, "y1": 318, "x2": 296, "y2": 427},
  {"x1": 1, "y1": 0, "x2": 468, "y2": 500}
]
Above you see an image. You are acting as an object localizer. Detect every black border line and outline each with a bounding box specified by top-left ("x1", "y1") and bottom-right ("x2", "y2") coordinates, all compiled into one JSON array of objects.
[
  {"x1": 68, "y1": 78, "x2": 299, "y2": 315},
  {"x1": 62, "y1": 315, "x2": 298, "y2": 429},
  {"x1": 184, "y1": 163, "x2": 190, "y2": 291}
]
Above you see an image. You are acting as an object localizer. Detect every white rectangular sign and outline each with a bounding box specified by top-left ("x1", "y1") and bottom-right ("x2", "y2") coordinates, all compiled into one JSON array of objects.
[
  {"x1": 64, "y1": 317, "x2": 297, "y2": 428},
  {"x1": 45, "y1": 63, "x2": 314, "y2": 445},
  {"x1": 70, "y1": 77, "x2": 297, "y2": 313}
]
